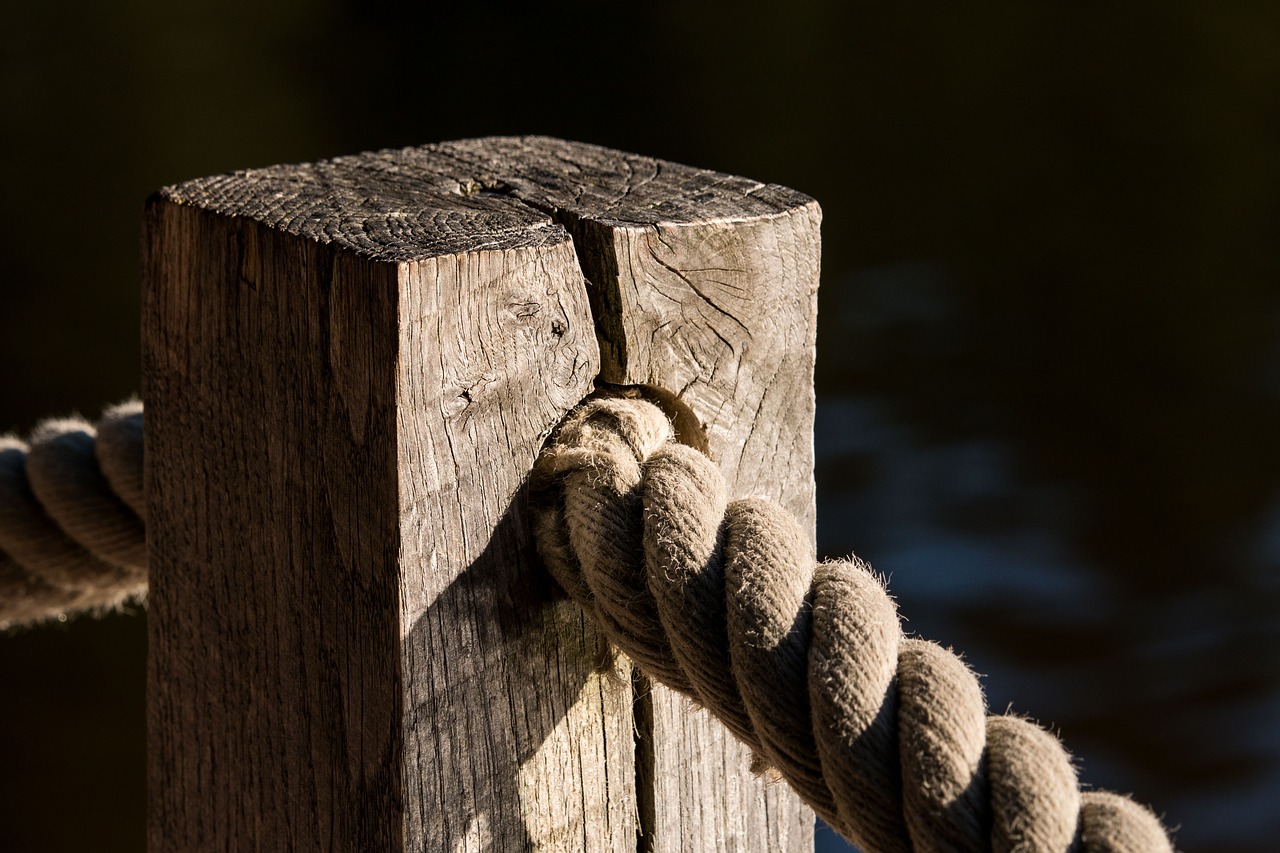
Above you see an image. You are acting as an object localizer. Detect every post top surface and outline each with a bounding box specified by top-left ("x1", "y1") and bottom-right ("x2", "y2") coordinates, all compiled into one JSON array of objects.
[{"x1": 156, "y1": 136, "x2": 816, "y2": 263}]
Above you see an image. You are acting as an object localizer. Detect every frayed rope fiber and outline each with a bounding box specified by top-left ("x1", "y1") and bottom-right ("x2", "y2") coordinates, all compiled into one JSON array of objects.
[
  {"x1": 0, "y1": 400, "x2": 146, "y2": 630},
  {"x1": 0, "y1": 395, "x2": 1174, "y2": 850},
  {"x1": 531, "y1": 397, "x2": 1175, "y2": 853}
]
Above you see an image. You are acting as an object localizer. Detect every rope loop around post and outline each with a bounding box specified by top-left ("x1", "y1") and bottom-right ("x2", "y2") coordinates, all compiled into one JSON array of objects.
[
  {"x1": 0, "y1": 393, "x2": 1176, "y2": 851},
  {"x1": 531, "y1": 395, "x2": 1175, "y2": 853}
]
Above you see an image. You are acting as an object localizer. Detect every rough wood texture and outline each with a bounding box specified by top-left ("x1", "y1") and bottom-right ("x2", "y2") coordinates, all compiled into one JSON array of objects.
[
  {"x1": 144, "y1": 137, "x2": 817, "y2": 851},
  {"x1": 448, "y1": 138, "x2": 821, "y2": 853}
]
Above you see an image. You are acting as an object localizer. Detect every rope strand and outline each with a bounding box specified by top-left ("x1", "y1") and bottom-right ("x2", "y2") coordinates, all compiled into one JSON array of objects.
[
  {"x1": 0, "y1": 401, "x2": 146, "y2": 630},
  {"x1": 532, "y1": 397, "x2": 1174, "y2": 853}
]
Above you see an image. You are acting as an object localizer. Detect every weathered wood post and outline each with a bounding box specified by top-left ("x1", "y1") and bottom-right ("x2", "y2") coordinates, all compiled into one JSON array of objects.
[{"x1": 143, "y1": 137, "x2": 820, "y2": 851}]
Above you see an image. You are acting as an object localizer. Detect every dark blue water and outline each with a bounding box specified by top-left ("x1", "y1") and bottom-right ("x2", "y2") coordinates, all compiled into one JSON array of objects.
[{"x1": 813, "y1": 264, "x2": 1280, "y2": 851}]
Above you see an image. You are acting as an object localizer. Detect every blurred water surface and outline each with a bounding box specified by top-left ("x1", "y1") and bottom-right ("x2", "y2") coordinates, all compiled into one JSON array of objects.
[
  {"x1": 1, "y1": 3, "x2": 1277, "y2": 851},
  {"x1": 814, "y1": 263, "x2": 1280, "y2": 851}
]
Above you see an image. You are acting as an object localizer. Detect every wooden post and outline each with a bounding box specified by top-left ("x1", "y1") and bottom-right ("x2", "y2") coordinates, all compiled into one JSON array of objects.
[{"x1": 144, "y1": 137, "x2": 819, "y2": 851}]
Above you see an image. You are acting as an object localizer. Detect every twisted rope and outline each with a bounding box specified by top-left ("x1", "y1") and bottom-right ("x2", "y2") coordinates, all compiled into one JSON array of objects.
[
  {"x1": 531, "y1": 397, "x2": 1174, "y2": 853},
  {"x1": 0, "y1": 400, "x2": 146, "y2": 630},
  {"x1": 0, "y1": 394, "x2": 1174, "y2": 850}
]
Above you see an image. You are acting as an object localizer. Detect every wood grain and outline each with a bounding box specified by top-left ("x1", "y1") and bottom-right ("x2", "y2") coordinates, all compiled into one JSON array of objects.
[
  {"x1": 144, "y1": 137, "x2": 818, "y2": 851},
  {"x1": 433, "y1": 137, "x2": 819, "y2": 852}
]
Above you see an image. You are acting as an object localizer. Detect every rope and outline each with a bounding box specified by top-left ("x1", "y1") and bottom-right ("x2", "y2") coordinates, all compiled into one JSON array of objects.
[
  {"x1": 531, "y1": 397, "x2": 1175, "y2": 853},
  {"x1": 0, "y1": 400, "x2": 146, "y2": 630},
  {"x1": 0, "y1": 394, "x2": 1174, "y2": 850}
]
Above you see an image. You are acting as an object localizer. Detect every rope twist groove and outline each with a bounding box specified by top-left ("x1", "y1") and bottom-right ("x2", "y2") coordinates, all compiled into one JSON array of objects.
[{"x1": 531, "y1": 397, "x2": 1173, "y2": 853}]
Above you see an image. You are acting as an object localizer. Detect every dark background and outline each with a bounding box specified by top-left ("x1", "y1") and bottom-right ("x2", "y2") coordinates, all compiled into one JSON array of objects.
[{"x1": 2, "y1": 3, "x2": 1278, "y2": 851}]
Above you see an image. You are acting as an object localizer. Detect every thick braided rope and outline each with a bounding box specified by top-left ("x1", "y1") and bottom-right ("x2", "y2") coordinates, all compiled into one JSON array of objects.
[
  {"x1": 0, "y1": 400, "x2": 147, "y2": 630},
  {"x1": 0, "y1": 394, "x2": 1175, "y2": 851},
  {"x1": 531, "y1": 397, "x2": 1174, "y2": 853}
]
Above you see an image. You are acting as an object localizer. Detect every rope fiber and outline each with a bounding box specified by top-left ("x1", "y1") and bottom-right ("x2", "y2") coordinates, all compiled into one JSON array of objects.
[
  {"x1": 531, "y1": 397, "x2": 1174, "y2": 853},
  {"x1": 0, "y1": 395, "x2": 1175, "y2": 851}
]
